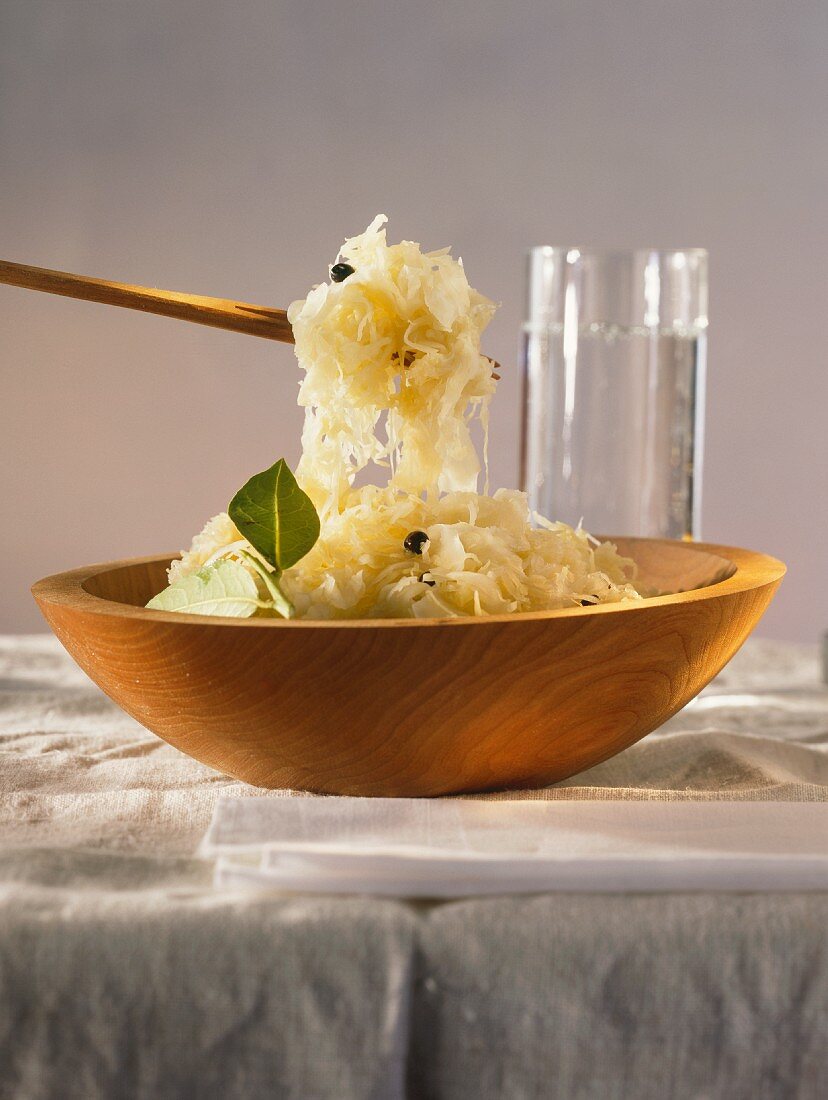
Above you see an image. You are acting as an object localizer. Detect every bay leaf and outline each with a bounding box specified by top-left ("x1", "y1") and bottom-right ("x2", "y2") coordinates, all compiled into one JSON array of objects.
[{"x1": 228, "y1": 458, "x2": 320, "y2": 572}]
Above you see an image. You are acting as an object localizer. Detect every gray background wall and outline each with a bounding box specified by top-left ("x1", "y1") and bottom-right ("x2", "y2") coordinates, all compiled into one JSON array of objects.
[{"x1": 1, "y1": 0, "x2": 826, "y2": 638}]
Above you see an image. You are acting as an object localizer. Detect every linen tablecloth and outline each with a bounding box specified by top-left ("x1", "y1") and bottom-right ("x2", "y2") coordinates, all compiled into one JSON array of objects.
[{"x1": 1, "y1": 635, "x2": 826, "y2": 1099}]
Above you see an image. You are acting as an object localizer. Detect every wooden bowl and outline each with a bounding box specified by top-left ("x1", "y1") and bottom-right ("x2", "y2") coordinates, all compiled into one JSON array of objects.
[{"x1": 32, "y1": 539, "x2": 784, "y2": 796}]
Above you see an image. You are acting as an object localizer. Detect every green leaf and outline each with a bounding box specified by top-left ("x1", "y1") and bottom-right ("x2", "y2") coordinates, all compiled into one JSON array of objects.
[
  {"x1": 146, "y1": 559, "x2": 271, "y2": 618},
  {"x1": 228, "y1": 458, "x2": 320, "y2": 572}
]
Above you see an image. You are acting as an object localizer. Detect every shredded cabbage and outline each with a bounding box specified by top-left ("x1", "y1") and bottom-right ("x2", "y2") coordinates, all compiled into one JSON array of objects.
[
  {"x1": 168, "y1": 513, "x2": 241, "y2": 584},
  {"x1": 170, "y1": 217, "x2": 642, "y2": 618},
  {"x1": 280, "y1": 487, "x2": 639, "y2": 619},
  {"x1": 288, "y1": 215, "x2": 496, "y2": 511}
]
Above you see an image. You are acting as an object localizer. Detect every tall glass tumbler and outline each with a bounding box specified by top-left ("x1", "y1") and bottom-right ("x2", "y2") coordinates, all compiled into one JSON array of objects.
[{"x1": 520, "y1": 248, "x2": 707, "y2": 539}]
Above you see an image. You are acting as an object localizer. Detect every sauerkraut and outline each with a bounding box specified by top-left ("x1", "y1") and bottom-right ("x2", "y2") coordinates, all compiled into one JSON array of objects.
[
  {"x1": 280, "y1": 487, "x2": 639, "y2": 619},
  {"x1": 166, "y1": 217, "x2": 642, "y2": 618},
  {"x1": 289, "y1": 214, "x2": 497, "y2": 511}
]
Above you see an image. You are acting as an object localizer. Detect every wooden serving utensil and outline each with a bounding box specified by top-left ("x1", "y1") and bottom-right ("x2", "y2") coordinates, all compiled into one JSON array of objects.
[{"x1": 0, "y1": 258, "x2": 294, "y2": 343}]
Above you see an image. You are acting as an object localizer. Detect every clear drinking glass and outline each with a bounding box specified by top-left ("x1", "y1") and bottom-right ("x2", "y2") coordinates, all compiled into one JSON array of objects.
[{"x1": 520, "y1": 247, "x2": 708, "y2": 539}]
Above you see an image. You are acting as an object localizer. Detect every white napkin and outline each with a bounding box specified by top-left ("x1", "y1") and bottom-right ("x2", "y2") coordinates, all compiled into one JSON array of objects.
[{"x1": 200, "y1": 796, "x2": 828, "y2": 896}]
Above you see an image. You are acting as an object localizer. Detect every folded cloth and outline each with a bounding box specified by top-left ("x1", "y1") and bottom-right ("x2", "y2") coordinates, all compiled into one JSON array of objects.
[{"x1": 201, "y1": 796, "x2": 828, "y2": 896}]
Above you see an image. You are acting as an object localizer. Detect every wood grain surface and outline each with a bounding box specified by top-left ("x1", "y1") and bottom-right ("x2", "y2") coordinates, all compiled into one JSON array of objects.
[
  {"x1": 32, "y1": 539, "x2": 785, "y2": 796},
  {"x1": 0, "y1": 259, "x2": 294, "y2": 343}
]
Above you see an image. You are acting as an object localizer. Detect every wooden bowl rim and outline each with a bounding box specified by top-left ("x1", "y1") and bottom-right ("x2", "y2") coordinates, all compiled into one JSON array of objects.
[{"x1": 32, "y1": 538, "x2": 785, "y2": 630}]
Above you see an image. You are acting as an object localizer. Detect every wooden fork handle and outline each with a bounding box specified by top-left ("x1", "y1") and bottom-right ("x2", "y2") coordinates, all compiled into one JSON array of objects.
[{"x1": 0, "y1": 259, "x2": 294, "y2": 343}]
